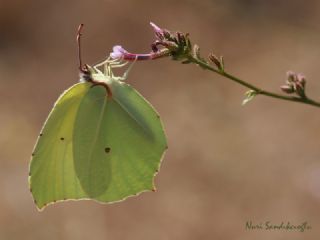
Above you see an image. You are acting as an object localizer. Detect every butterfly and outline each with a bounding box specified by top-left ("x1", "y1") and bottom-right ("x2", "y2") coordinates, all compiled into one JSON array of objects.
[{"x1": 29, "y1": 24, "x2": 167, "y2": 210}]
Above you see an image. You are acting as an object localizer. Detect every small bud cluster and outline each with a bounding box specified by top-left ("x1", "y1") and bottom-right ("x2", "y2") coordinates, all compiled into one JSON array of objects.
[
  {"x1": 281, "y1": 71, "x2": 307, "y2": 98},
  {"x1": 150, "y1": 22, "x2": 192, "y2": 62},
  {"x1": 109, "y1": 22, "x2": 194, "y2": 61},
  {"x1": 149, "y1": 23, "x2": 228, "y2": 71}
]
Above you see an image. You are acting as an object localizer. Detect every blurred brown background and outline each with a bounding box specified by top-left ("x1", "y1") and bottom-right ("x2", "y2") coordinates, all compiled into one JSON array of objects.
[{"x1": 1, "y1": 0, "x2": 320, "y2": 239}]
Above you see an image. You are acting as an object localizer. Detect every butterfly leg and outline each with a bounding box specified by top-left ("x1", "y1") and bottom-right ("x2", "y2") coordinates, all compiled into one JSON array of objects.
[
  {"x1": 93, "y1": 57, "x2": 113, "y2": 72},
  {"x1": 119, "y1": 56, "x2": 138, "y2": 81},
  {"x1": 104, "y1": 60, "x2": 129, "y2": 78}
]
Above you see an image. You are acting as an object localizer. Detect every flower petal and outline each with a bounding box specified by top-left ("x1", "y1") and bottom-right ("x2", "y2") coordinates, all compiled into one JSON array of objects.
[{"x1": 110, "y1": 45, "x2": 128, "y2": 59}]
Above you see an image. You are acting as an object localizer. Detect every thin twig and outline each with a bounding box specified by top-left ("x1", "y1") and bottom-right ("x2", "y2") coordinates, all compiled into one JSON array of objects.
[{"x1": 189, "y1": 55, "x2": 320, "y2": 108}]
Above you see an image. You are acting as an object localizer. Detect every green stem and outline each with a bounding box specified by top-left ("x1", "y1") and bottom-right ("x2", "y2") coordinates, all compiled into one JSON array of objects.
[{"x1": 190, "y1": 56, "x2": 320, "y2": 108}]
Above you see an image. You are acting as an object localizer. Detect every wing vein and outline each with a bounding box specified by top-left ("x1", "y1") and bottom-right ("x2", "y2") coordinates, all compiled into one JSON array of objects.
[
  {"x1": 85, "y1": 96, "x2": 108, "y2": 189},
  {"x1": 113, "y1": 98, "x2": 150, "y2": 137}
]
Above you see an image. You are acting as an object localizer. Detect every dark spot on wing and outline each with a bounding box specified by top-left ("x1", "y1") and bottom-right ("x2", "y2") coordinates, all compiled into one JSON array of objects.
[
  {"x1": 105, "y1": 147, "x2": 111, "y2": 153},
  {"x1": 40, "y1": 133, "x2": 43, "y2": 137},
  {"x1": 60, "y1": 137, "x2": 65, "y2": 141},
  {"x1": 32, "y1": 153, "x2": 35, "y2": 156}
]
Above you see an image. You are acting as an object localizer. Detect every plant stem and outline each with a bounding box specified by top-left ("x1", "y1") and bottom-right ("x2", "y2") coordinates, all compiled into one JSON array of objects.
[{"x1": 189, "y1": 56, "x2": 320, "y2": 108}]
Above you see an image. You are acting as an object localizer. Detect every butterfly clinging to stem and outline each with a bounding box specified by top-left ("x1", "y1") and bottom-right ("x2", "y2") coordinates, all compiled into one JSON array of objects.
[{"x1": 28, "y1": 24, "x2": 167, "y2": 211}]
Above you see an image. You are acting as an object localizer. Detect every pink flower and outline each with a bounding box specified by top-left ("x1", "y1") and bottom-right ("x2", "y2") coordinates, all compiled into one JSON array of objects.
[
  {"x1": 109, "y1": 22, "x2": 171, "y2": 61},
  {"x1": 110, "y1": 45, "x2": 128, "y2": 59},
  {"x1": 110, "y1": 45, "x2": 169, "y2": 61}
]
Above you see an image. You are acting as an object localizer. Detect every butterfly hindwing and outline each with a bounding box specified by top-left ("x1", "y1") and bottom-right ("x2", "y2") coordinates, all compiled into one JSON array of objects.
[{"x1": 73, "y1": 80, "x2": 167, "y2": 203}]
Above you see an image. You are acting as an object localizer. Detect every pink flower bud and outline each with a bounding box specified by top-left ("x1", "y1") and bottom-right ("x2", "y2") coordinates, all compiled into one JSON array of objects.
[
  {"x1": 280, "y1": 85, "x2": 294, "y2": 94},
  {"x1": 297, "y1": 74, "x2": 306, "y2": 87},
  {"x1": 150, "y1": 22, "x2": 163, "y2": 34},
  {"x1": 286, "y1": 71, "x2": 297, "y2": 82},
  {"x1": 294, "y1": 81, "x2": 306, "y2": 98}
]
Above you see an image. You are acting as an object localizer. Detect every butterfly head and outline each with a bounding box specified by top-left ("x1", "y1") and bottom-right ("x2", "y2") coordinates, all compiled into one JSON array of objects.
[{"x1": 79, "y1": 64, "x2": 93, "y2": 82}]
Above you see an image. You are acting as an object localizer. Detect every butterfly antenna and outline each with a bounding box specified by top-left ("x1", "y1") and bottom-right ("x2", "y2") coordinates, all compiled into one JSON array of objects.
[{"x1": 77, "y1": 24, "x2": 85, "y2": 72}]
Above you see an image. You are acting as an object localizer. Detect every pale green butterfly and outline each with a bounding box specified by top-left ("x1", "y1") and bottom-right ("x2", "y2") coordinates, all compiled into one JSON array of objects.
[{"x1": 29, "y1": 24, "x2": 167, "y2": 210}]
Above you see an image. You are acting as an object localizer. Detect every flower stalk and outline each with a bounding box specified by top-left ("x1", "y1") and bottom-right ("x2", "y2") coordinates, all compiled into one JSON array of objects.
[
  {"x1": 110, "y1": 22, "x2": 320, "y2": 108},
  {"x1": 189, "y1": 55, "x2": 320, "y2": 107}
]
